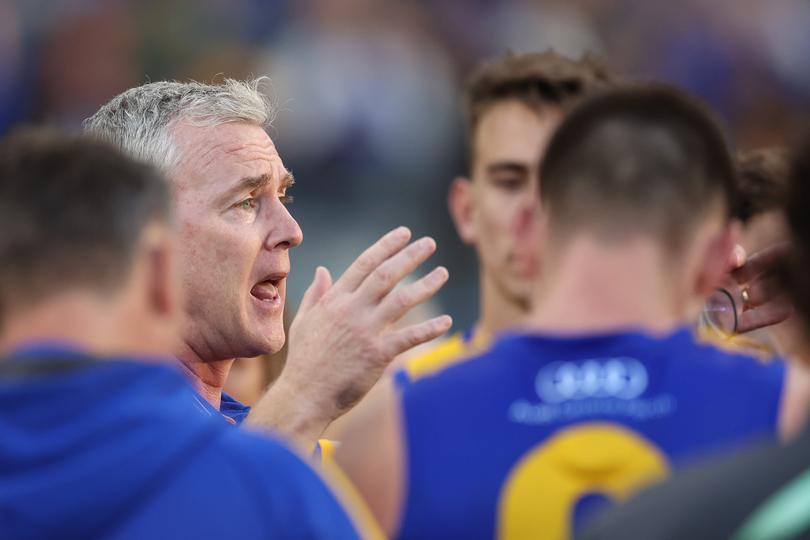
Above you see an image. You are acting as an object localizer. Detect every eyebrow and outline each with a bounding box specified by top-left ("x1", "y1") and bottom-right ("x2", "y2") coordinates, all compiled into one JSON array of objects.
[
  {"x1": 282, "y1": 171, "x2": 296, "y2": 189},
  {"x1": 216, "y1": 173, "x2": 273, "y2": 208},
  {"x1": 486, "y1": 162, "x2": 530, "y2": 176}
]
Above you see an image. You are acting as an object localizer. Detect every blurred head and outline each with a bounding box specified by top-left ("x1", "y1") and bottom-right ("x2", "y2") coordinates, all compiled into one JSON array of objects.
[
  {"x1": 0, "y1": 129, "x2": 175, "y2": 351},
  {"x1": 785, "y1": 138, "x2": 810, "y2": 342},
  {"x1": 84, "y1": 79, "x2": 303, "y2": 361},
  {"x1": 734, "y1": 148, "x2": 791, "y2": 252},
  {"x1": 539, "y1": 84, "x2": 739, "y2": 319},
  {"x1": 449, "y1": 51, "x2": 610, "y2": 311}
]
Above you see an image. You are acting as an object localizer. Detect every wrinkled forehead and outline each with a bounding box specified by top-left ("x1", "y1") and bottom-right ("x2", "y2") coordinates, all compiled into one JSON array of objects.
[{"x1": 168, "y1": 120, "x2": 286, "y2": 192}]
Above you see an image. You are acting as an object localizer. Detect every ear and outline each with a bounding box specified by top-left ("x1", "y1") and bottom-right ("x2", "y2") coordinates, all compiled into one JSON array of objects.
[
  {"x1": 144, "y1": 233, "x2": 176, "y2": 319},
  {"x1": 448, "y1": 177, "x2": 477, "y2": 244},
  {"x1": 695, "y1": 219, "x2": 742, "y2": 299}
]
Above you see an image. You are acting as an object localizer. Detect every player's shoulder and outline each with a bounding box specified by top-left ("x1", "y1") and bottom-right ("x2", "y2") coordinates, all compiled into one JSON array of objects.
[
  {"x1": 673, "y1": 336, "x2": 786, "y2": 401},
  {"x1": 400, "y1": 330, "x2": 479, "y2": 382},
  {"x1": 683, "y1": 337, "x2": 785, "y2": 378},
  {"x1": 402, "y1": 332, "x2": 536, "y2": 398}
]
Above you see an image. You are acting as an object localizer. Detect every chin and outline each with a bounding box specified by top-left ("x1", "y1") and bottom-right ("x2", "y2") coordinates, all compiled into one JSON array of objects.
[
  {"x1": 265, "y1": 332, "x2": 286, "y2": 355},
  {"x1": 251, "y1": 320, "x2": 286, "y2": 355}
]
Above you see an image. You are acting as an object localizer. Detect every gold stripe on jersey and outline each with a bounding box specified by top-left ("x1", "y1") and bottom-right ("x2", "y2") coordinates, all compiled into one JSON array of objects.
[{"x1": 403, "y1": 329, "x2": 491, "y2": 382}]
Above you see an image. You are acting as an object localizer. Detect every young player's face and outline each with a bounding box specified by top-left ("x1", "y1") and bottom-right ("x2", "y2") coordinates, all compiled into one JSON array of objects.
[
  {"x1": 169, "y1": 121, "x2": 302, "y2": 361},
  {"x1": 468, "y1": 100, "x2": 562, "y2": 306}
]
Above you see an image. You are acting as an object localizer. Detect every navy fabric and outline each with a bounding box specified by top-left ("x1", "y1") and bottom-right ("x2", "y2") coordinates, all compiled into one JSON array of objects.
[
  {"x1": 0, "y1": 346, "x2": 360, "y2": 539},
  {"x1": 220, "y1": 391, "x2": 251, "y2": 424},
  {"x1": 397, "y1": 327, "x2": 785, "y2": 540},
  {"x1": 192, "y1": 388, "x2": 251, "y2": 425}
]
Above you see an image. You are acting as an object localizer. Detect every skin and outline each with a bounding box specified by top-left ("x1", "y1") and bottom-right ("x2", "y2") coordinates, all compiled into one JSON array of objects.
[
  {"x1": 224, "y1": 357, "x2": 268, "y2": 407},
  {"x1": 1, "y1": 222, "x2": 180, "y2": 364},
  {"x1": 450, "y1": 99, "x2": 563, "y2": 337},
  {"x1": 165, "y1": 119, "x2": 453, "y2": 450},
  {"x1": 169, "y1": 120, "x2": 300, "y2": 408}
]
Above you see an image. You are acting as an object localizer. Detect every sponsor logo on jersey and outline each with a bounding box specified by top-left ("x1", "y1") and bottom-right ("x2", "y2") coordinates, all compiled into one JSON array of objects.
[
  {"x1": 508, "y1": 357, "x2": 675, "y2": 426},
  {"x1": 535, "y1": 357, "x2": 648, "y2": 404}
]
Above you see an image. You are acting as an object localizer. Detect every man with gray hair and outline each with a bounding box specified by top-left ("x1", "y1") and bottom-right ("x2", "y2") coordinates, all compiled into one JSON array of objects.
[{"x1": 84, "y1": 78, "x2": 451, "y2": 449}]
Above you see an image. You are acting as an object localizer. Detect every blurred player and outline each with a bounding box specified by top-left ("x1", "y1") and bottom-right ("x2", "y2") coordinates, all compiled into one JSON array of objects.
[
  {"x1": 403, "y1": 51, "x2": 611, "y2": 380},
  {"x1": 326, "y1": 51, "x2": 610, "y2": 439},
  {"x1": 579, "y1": 135, "x2": 810, "y2": 540},
  {"x1": 336, "y1": 85, "x2": 797, "y2": 540},
  {"x1": 0, "y1": 131, "x2": 374, "y2": 539}
]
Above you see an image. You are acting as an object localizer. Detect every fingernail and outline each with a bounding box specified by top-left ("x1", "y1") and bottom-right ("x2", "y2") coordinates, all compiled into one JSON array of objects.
[
  {"x1": 433, "y1": 266, "x2": 449, "y2": 279},
  {"x1": 419, "y1": 237, "x2": 436, "y2": 249},
  {"x1": 734, "y1": 245, "x2": 746, "y2": 267}
]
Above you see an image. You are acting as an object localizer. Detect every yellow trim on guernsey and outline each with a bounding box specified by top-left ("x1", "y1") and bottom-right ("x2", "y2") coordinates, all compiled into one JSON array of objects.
[
  {"x1": 319, "y1": 444, "x2": 387, "y2": 540},
  {"x1": 318, "y1": 438, "x2": 336, "y2": 462},
  {"x1": 403, "y1": 329, "x2": 491, "y2": 382}
]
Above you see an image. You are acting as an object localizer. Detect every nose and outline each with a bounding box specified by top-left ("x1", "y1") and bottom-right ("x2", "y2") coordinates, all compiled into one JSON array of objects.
[
  {"x1": 513, "y1": 184, "x2": 540, "y2": 237},
  {"x1": 265, "y1": 200, "x2": 303, "y2": 250}
]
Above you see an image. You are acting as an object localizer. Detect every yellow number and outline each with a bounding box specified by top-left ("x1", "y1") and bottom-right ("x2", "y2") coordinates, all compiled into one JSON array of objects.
[{"x1": 497, "y1": 423, "x2": 669, "y2": 540}]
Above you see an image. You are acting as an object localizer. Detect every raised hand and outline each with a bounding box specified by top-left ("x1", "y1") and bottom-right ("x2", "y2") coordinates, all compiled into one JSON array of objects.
[
  {"x1": 246, "y1": 227, "x2": 451, "y2": 450},
  {"x1": 729, "y1": 243, "x2": 792, "y2": 334}
]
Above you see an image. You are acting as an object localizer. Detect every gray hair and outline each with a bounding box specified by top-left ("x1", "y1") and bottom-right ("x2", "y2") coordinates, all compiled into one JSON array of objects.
[{"x1": 83, "y1": 77, "x2": 276, "y2": 171}]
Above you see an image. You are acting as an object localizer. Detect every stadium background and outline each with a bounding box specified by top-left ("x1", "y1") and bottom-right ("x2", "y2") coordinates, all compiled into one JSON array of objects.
[{"x1": 1, "y1": 0, "x2": 809, "y2": 331}]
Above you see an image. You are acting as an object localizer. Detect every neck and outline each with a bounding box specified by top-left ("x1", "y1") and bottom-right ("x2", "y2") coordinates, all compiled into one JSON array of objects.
[
  {"x1": 478, "y1": 271, "x2": 531, "y2": 339},
  {"x1": 529, "y1": 236, "x2": 686, "y2": 335},
  {"x1": 175, "y1": 340, "x2": 234, "y2": 409},
  {"x1": 1, "y1": 293, "x2": 170, "y2": 361}
]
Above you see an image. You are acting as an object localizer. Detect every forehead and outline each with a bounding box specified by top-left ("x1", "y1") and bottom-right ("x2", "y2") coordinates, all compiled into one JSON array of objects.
[
  {"x1": 472, "y1": 99, "x2": 563, "y2": 170},
  {"x1": 170, "y1": 120, "x2": 284, "y2": 192}
]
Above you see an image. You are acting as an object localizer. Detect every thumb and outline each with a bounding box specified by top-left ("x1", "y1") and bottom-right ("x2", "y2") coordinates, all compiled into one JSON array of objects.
[{"x1": 297, "y1": 266, "x2": 333, "y2": 315}]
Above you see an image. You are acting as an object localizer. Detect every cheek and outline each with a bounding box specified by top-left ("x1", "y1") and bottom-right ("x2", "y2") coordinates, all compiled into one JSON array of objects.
[
  {"x1": 177, "y1": 218, "x2": 257, "y2": 297},
  {"x1": 511, "y1": 204, "x2": 542, "y2": 248},
  {"x1": 476, "y1": 194, "x2": 516, "y2": 238}
]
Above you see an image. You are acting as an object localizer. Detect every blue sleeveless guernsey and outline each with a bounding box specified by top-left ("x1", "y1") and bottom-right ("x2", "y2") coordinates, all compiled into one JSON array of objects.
[{"x1": 396, "y1": 327, "x2": 785, "y2": 540}]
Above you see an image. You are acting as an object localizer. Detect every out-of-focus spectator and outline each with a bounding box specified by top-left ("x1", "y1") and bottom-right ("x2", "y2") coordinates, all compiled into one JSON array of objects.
[
  {"x1": 3, "y1": 0, "x2": 810, "y2": 327},
  {"x1": 36, "y1": 4, "x2": 139, "y2": 130},
  {"x1": 259, "y1": 0, "x2": 457, "y2": 186}
]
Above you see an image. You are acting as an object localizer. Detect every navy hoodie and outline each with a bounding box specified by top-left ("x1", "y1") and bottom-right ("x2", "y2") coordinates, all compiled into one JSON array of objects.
[{"x1": 0, "y1": 345, "x2": 361, "y2": 539}]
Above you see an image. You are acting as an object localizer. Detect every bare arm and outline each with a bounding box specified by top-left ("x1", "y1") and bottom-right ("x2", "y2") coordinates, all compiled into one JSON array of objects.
[
  {"x1": 779, "y1": 357, "x2": 810, "y2": 442},
  {"x1": 246, "y1": 227, "x2": 451, "y2": 450},
  {"x1": 334, "y1": 385, "x2": 406, "y2": 537}
]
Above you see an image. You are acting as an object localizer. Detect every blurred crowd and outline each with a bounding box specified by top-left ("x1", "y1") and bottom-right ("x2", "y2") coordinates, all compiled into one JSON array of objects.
[
  {"x1": 3, "y1": 0, "x2": 810, "y2": 327},
  {"x1": 4, "y1": 1, "x2": 810, "y2": 538}
]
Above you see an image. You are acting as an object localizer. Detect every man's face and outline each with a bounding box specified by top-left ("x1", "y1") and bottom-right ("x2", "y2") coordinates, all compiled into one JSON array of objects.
[
  {"x1": 457, "y1": 99, "x2": 562, "y2": 306},
  {"x1": 169, "y1": 121, "x2": 302, "y2": 361}
]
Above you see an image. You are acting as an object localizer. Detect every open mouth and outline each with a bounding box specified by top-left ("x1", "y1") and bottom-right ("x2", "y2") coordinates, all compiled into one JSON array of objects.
[{"x1": 250, "y1": 273, "x2": 286, "y2": 305}]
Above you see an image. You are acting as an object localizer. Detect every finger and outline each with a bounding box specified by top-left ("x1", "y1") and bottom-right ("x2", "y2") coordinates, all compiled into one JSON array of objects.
[
  {"x1": 333, "y1": 227, "x2": 411, "y2": 293},
  {"x1": 739, "y1": 276, "x2": 781, "y2": 309},
  {"x1": 378, "y1": 266, "x2": 449, "y2": 323},
  {"x1": 383, "y1": 315, "x2": 453, "y2": 358},
  {"x1": 738, "y1": 302, "x2": 793, "y2": 334},
  {"x1": 297, "y1": 266, "x2": 333, "y2": 315},
  {"x1": 358, "y1": 237, "x2": 437, "y2": 301},
  {"x1": 727, "y1": 244, "x2": 747, "y2": 272},
  {"x1": 731, "y1": 243, "x2": 790, "y2": 284}
]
